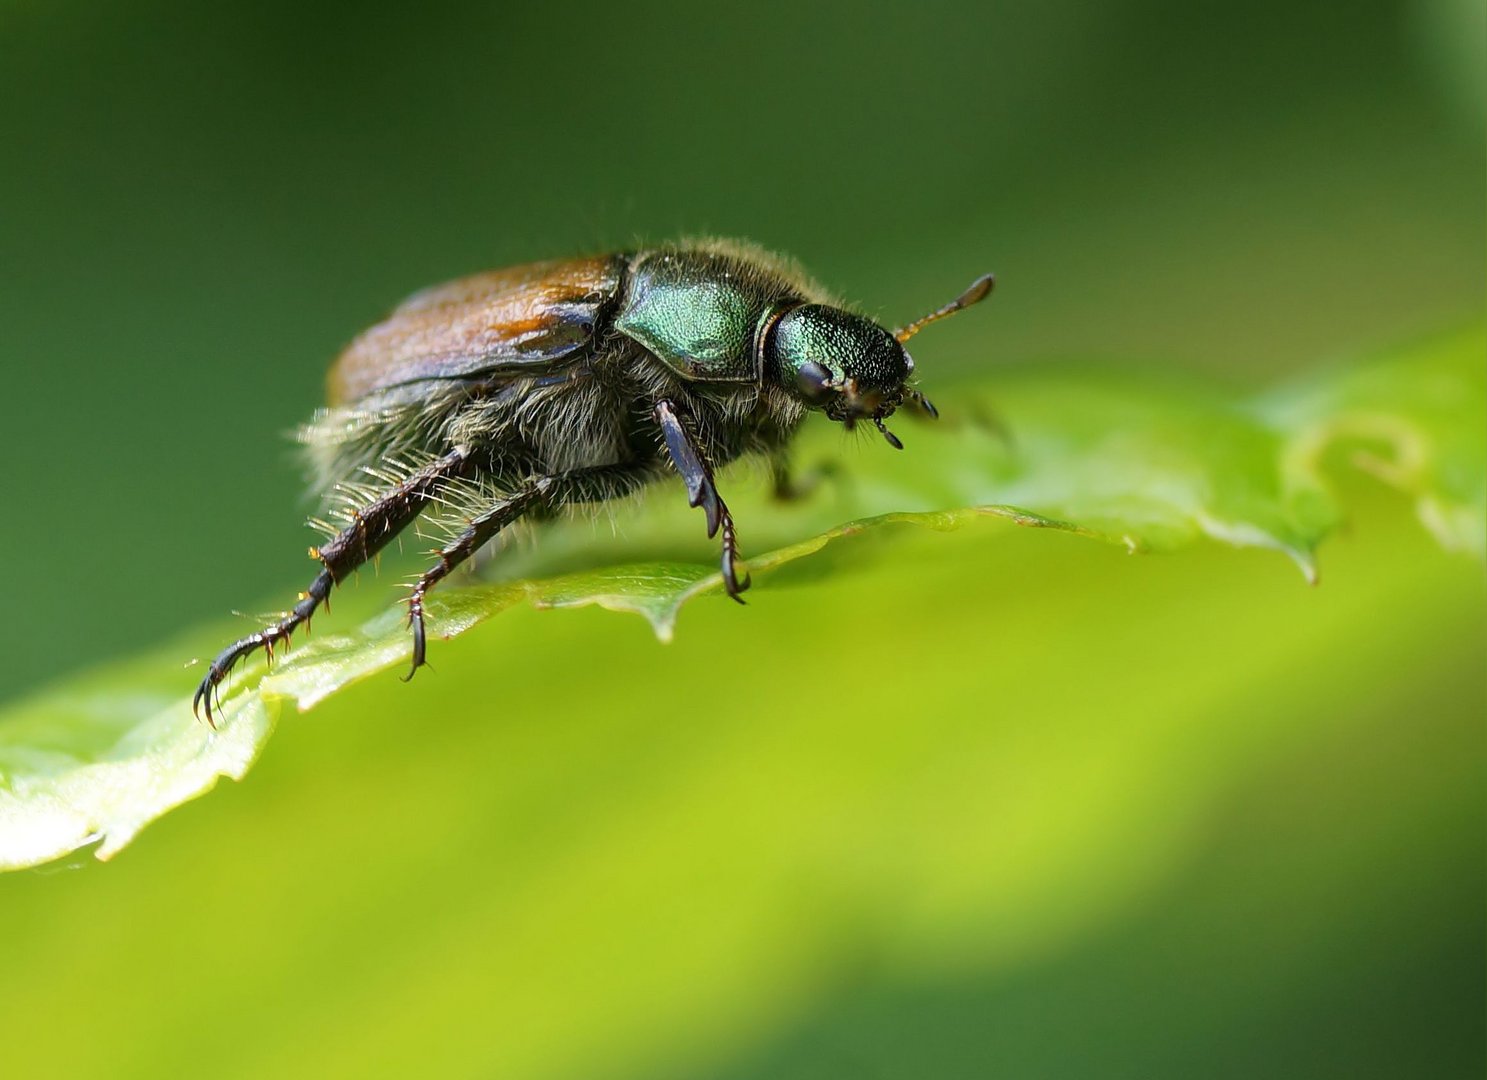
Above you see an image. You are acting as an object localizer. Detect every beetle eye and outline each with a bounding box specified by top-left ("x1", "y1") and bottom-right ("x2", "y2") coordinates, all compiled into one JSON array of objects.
[{"x1": 795, "y1": 361, "x2": 836, "y2": 403}]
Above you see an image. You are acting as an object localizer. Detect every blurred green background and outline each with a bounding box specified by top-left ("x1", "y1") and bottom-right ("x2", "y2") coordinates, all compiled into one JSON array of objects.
[{"x1": 0, "y1": 1, "x2": 1482, "y2": 1077}]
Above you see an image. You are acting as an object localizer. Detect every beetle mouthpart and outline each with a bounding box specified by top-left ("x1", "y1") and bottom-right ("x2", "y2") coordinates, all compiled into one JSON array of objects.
[
  {"x1": 873, "y1": 416, "x2": 904, "y2": 450},
  {"x1": 905, "y1": 386, "x2": 939, "y2": 420},
  {"x1": 845, "y1": 383, "x2": 886, "y2": 419}
]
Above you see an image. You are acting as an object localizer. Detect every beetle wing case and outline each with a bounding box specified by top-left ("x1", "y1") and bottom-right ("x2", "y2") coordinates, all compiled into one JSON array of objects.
[{"x1": 327, "y1": 255, "x2": 626, "y2": 406}]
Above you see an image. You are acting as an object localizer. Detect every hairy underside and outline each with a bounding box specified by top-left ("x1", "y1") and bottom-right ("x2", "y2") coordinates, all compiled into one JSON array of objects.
[{"x1": 296, "y1": 339, "x2": 806, "y2": 550}]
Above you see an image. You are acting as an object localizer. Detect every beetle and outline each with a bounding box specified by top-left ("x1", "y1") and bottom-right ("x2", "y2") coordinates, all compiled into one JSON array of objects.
[{"x1": 193, "y1": 239, "x2": 993, "y2": 722}]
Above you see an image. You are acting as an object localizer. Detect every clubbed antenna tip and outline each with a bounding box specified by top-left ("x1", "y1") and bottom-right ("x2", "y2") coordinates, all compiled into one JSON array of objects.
[{"x1": 894, "y1": 273, "x2": 996, "y2": 343}]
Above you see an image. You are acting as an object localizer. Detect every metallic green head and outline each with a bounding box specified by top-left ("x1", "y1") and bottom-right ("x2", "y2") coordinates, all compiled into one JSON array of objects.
[{"x1": 764, "y1": 274, "x2": 995, "y2": 448}]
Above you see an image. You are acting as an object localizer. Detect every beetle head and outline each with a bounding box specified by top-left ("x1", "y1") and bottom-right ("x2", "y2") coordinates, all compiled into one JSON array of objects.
[{"x1": 766, "y1": 274, "x2": 994, "y2": 448}]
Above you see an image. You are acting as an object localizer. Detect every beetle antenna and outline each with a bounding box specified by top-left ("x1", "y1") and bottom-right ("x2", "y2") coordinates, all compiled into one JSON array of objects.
[
  {"x1": 894, "y1": 273, "x2": 995, "y2": 343},
  {"x1": 874, "y1": 416, "x2": 904, "y2": 450}
]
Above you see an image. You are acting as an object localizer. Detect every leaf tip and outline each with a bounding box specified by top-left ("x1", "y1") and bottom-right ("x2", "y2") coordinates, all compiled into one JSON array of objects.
[
  {"x1": 1289, "y1": 548, "x2": 1321, "y2": 586},
  {"x1": 648, "y1": 612, "x2": 678, "y2": 644}
]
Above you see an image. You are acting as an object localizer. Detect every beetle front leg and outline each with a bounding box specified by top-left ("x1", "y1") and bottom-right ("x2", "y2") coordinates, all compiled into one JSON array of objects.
[{"x1": 653, "y1": 399, "x2": 750, "y2": 602}]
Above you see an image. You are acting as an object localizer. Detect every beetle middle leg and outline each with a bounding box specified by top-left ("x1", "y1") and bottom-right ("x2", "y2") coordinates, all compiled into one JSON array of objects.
[
  {"x1": 653, "y1": 399, "x2": 750, "y2": 602},
  {"x1": 768, "y1": 451, "x2": 844, "y2": 503},
  {"x1": 193, "y1": 447, "x2": 472, "y2": 724},
  {"x1": 403, "y1": 478, "x2": 551, "y2": 679},
  {"x1": 403, "y1": 462, "x2": 661, "y2": 677}
]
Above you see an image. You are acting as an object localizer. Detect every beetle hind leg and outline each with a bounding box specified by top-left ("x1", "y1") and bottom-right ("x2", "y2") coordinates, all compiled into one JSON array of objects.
[
  {"x1": 192, "y1": 448, "x2": 472, "y2": 725},
  {"x1": 193, "y1": 568, "x2": 333, "y2": 723}
]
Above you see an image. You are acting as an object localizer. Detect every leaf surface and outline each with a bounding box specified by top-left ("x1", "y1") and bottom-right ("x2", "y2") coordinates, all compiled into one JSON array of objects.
[{"x1": 1, "y1": 326, "x2": 1481, "y2": 870}]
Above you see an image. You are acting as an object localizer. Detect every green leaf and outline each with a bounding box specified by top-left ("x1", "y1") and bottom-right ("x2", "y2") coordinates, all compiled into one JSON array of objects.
[{"x1": 0, "y1": 326, "x2": 1482, "y2": 872}]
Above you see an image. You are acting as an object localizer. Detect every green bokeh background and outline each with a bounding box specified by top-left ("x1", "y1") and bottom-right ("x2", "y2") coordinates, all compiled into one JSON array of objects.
[{"x1": 0, "y1": 2, "x2": 1482, "y2": 1077}]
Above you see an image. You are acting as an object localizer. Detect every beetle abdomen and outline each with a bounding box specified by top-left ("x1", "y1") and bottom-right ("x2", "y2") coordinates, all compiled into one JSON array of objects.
[{"x1": 328, "y1": 254, "x2": 626, "y2": 405}]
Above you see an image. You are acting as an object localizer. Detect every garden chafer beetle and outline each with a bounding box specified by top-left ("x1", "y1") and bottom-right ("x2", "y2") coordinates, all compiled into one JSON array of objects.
[{"x1": 195, "y1": 239, "x2": 993, "y2": 722}]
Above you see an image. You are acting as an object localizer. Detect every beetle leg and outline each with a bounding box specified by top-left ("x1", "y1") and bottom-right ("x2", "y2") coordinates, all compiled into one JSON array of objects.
[
  {"x1": 653, "y1": 399, "x2": 751, "y2": 602},
  {"x1": 193, "y1": 447, "x2": 472, "y2": 725},
  {"x1": 404, "y1": 478, "x2": 550, "y2": 680},
  {"x1": 404, "y1": 461, "x2": 661, "y2": 677},
  {"x1": 769, "y1": 452, "x2": 841, "y2": 502}
]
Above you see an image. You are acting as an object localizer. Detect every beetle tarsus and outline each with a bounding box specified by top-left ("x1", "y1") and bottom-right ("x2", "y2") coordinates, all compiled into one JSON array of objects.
[
  {"x1": 720, "y1": 513, "x2": 750, "y2": 602},
  {"x1": 192, "y1": 567, "x2": 335, "y2": 725},
  {"x1": 404, "y1": 599, "x2": 428, "y2": 682}
]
